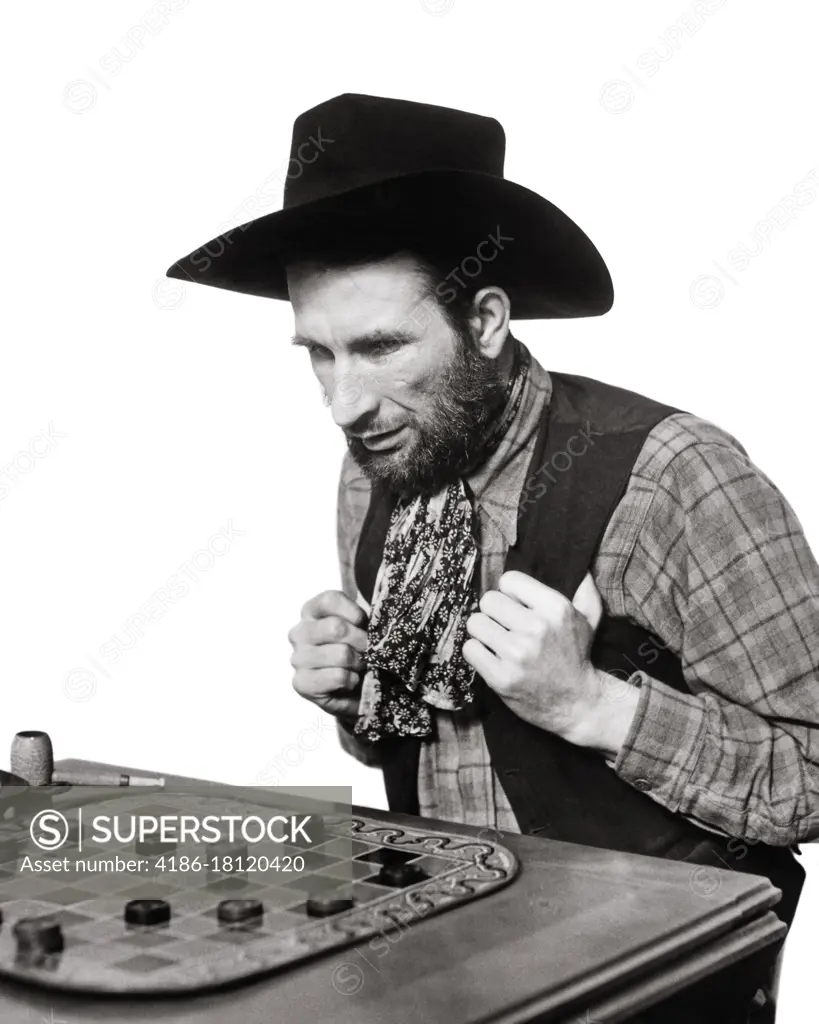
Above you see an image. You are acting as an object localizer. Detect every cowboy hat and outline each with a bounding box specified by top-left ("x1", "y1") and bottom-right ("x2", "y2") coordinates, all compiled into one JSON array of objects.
[{"x1": 165, "y1": 93, "x2": 613, "y2": 320}]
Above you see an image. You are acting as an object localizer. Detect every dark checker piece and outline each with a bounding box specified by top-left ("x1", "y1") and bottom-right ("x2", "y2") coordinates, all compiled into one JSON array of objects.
[
  {"x1": 377, "y1": 863, "x2": 430, "y2": 887},
  {"x1": 124, "y1": 899, "x2": 172, "y2": 927},
  {"x1": 217, "y1": 899, "x2": 264, "y2": 925},
  {"x1": 13, "y1": 916, "x2": 64, "y2": 956},
  {"x1": 305, "y1": 896, "x2": 356, "y2": 918}
]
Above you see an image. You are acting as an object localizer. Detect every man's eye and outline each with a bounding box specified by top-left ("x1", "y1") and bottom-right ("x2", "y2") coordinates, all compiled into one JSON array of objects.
[
  {"x1": 307, "y1": 344, "x2": 330, "y2": 358},
  {"x1": 369, "y1": 339, "x2": 403, "y2": 363}
]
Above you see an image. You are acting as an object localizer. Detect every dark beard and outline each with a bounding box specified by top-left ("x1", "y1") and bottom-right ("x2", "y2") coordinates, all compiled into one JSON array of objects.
[{"x1": 346, "y1": 328, "x2": 510, "y2": 497}]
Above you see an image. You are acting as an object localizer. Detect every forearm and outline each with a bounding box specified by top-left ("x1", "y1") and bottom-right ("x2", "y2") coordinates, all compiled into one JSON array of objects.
[
  {"x1": 566, "y1": 667, "x2": 642, "y2": 761},
  {"x1": 604, "y1": 670, "x2": 819, "y2": 846}
]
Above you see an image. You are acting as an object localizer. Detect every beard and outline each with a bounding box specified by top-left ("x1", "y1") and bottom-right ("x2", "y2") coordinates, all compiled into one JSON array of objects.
[{"x1": 345, "y1": 325, "x2": 511, "y2": 497}]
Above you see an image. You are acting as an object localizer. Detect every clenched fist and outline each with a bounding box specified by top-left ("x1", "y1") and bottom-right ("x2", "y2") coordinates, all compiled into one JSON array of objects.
[
  {"x1": 288, "y1": 590, "x2": 368, "y2": 725},
  {"x1": 463, "y1": 570, "x2": 638, "y2": 759}
]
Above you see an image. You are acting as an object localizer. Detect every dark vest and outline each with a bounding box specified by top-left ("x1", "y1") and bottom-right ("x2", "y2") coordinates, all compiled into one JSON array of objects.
[{"x1": 354, "y1": 371, "x2": 804, "y2": 930}]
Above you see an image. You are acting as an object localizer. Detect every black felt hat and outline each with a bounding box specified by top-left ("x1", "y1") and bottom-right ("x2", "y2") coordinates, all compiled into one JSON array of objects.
[{"x1": 165, "y1": 93, "x2": 613, "y2": 320}]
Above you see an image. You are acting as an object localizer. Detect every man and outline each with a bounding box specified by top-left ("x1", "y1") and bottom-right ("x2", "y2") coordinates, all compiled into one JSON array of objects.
[{"x1": 167, "y1": 93, "x2": 819, "y2": 1022}]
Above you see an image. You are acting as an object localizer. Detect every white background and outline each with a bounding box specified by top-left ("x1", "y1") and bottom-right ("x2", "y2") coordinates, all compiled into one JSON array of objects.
[{"x1": 1, "y1": 0, "x2": 817, "y2": 1018}]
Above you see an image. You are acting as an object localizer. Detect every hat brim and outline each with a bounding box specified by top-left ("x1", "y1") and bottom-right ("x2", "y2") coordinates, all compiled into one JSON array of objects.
[{"x1": 165, "y1": 169, "x2": 613, "y2": 320}]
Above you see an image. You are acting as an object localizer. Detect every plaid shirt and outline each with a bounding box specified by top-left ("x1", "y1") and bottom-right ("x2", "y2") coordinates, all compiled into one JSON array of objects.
[{"x1": 337, "y1": 341, "x2": 819, "y2": 846}]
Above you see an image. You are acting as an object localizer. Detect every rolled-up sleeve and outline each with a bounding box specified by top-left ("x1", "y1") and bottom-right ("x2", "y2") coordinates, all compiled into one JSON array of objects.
[{"x1": 611, "y1": 434, "x2": 819, "y2": 846}]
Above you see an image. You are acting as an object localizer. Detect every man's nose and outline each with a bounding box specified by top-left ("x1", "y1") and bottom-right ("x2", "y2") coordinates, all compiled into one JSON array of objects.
[{"x1": 329, "y1": 369, "x2": 379, "y2": 429}]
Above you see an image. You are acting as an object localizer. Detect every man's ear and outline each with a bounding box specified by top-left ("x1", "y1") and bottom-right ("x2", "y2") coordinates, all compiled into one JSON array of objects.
[{"x1": 468, "y1": 286, "x2": 511, "y2": 359}]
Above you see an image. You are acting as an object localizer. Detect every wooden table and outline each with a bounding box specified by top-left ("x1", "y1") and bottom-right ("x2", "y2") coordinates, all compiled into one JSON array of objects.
[{"x1": 0, "y1": 758, "x2": 785, "y2": 1023}]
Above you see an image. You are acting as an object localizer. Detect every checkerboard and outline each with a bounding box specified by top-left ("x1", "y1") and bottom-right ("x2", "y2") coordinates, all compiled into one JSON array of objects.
[{"x1": 0, "y1": 787, "x2": 517, "y2": 994}]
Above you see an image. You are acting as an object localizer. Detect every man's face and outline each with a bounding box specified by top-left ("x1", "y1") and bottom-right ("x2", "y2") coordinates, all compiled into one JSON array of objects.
[{"x1": 288, "y1": 254, "x2": 507, "y2": 496}]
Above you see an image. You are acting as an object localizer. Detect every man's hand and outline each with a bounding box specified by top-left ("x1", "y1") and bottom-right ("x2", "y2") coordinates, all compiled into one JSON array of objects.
[
  {"x1": 463, "y1": 571, "x2": 639, "y2": 756},
  {"x1": 288, "y1": 591, "x2": 368, "y2": 725}
]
